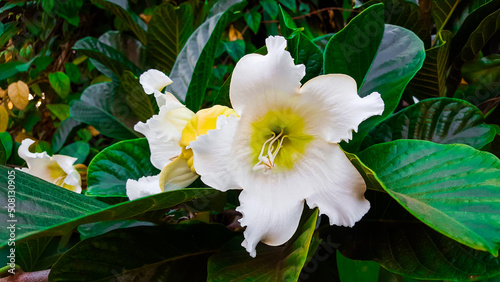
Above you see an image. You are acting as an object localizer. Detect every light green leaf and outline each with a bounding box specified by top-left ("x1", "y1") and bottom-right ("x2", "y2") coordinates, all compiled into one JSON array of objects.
[
  {"x1": 207, "y1": 209, "x2": 318, "y2": 281},
  {"x1": 324, "y1": 4, "x2": 385, "y2": 88},
  {"x1": 86, "y1": 138, "x2": 159, "y2": 197},
  {"x1": 358, "y1": 140, "x2": 500, "y2": 256},
  {"x1": 361, "y1": 98, "x2": 496, "y2": 150},
  {"x1": 0, "y1": 132, "x2": 13, "y2": 160},
  {"x1": 146, "y1": 3, "x2": 194, "y2": 74},
  {"x1": 279, "y1": 0, "x2": 297, "y2": 12},
  {"x1": 64, "y1": 63, "x2": 81, "y2": 84},
  {"x1": 46, "y1": 104, "x2": 70, "y2": 121}
]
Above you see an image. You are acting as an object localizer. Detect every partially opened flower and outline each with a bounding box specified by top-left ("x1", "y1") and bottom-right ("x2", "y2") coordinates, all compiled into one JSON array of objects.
[
  {"x1": 190, "y1": 36, "x2": 385, "y2": 257},
  {"x1": 18, "y1": 139, "x2": 82, "y2": 193},
  {"x1": 126, "y1": 70, "x2": 235, "y2": 200}
]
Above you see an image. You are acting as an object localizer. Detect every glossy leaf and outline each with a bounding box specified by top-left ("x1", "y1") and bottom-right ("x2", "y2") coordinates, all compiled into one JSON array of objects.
[
  {"x1": 86, "y1": 138, "x2": 159, "y2": 197},
  {"x1": 120, "y1": 71, "x2": 155, "y2": 122},
  {"x1": 207, "y1": 209, "x2": 318, "y2": 281},
  {"x1": 50, "y1": 223, "x2": 237, "y2": 281},
  {"x1": 90, "y1": 0, "x2": 147, "y2": 45},
  {"x1": 244, "y1": 9, "x2": 261, "y2": 34},
  {"x1": 343, "y1": 24, "x2": 426, "y2": 152},
  {"x1": 432, "y1": 0, "x2": 460, "y2": 34},
  {"x1": 98, "y1": 31, "x2": 146, "y2": 70},
  {"x1": 77, "y1": 220, "x2": 155, "y2": 240},
  {"x1": 73, "y1": 37, "x2": 142, "y2": 77},
  {"x1": 49, "y1": 72, "x2": 71, "y2": 99},
  {"x1": 70, "y1": 82, "x2": 140, "y2": 140},
  {"x1": 146, "y1": 3, "x2": 194, "y2": 74},
  {"x1": 51, "y1": 118, "x2": 84, "y2": 153},
  {"x1": 59, "y1": 141, "x2": 90, "y2": 164},
  {"x1": 0, "y1": 165, "x2": 220, "y2": 245},
  {"x1": 361, "y1": 98, "x2": 496, "y2": 150},
  {"x1": 167, "y1": 0, "x2": 243, "y2": 103},
  {"x1": 336, "y1": 251, "x2": 380, "y2": 282},
  {"x1": 358, "y1": 140, "x2": 500, "y2": 256},
  {"x1": 324, "y1": 4, "x2": 385, "y2": 88}
]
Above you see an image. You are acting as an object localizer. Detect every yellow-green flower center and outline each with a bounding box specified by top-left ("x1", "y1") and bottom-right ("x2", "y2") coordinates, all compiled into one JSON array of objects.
[{"x1": 250, "y1": 108, "x2": 313, "y2": 173}]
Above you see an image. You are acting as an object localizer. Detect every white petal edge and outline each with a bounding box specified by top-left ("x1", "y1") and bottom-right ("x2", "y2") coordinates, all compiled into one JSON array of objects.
[
  {"x1": 237, "y1": 189, "x2": 305, "y2": 257},
  {"x1": 126, "y1": 174, "x2": 162, "y2": 201},
  {"x1": 300, "y1": 142, "x2": 370, "y2": 227},
  {"x1": 190, "y1": 115, "x2": 241, "y2": 191},
  {"x1": 159, "y1": 156, "x2": 199, "y2": 192},
  {"x1": 298, "y1": 74, "x2": 384, "y2": 143},
  {"x1": 229, "y1": 36, "x2": 305, "y2": 116},
  {"x1": 140, "y1": 69, "x2": 173, "y2": 95}
]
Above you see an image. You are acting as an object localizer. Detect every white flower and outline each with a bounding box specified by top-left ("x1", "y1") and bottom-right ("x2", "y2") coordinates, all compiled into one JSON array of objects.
[
  {"x1": 126, "y1": 70, "x2": 236, "y2": 200},
  {"x1": 18, "y1": 139, "x2": 81, "y2": 193},
  {"x1": 190, "y1": 36, "x2": 385, "y2": 257}
]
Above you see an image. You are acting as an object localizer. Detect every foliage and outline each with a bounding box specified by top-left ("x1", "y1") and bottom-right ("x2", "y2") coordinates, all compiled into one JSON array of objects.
[{"x1": 0, "y1": 0, "x2": 499, "y2": 280}]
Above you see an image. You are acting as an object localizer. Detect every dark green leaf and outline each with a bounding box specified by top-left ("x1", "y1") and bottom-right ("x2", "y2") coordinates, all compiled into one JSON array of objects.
[
  {"x1": 146, "y1": 3, "x2": 194, "y2": 74},
  {"x1": 447, "y1": 0, "x2": 498, "y2": 34},
  {"x1": 50, "y1": 223, "x2": 237, "y2": 281},
  {"x1": 344, "y1": 150, "x2": 385, "y2": 193},
  {"x1": 90, "y1": 0, "x2": 147, "y2": 44},
  {"x1": 59, "y1": 141, "x2": 90, "y2": 164},
  {"x1": 431, "y1": 0, "x2": 460, "y2": 34},
  {"x1": 405, "y1": 31, "x2": 452, "y2": 98},
  {"x1": 361, "y1": 98, "x2": 496, "y2": 150},
  {"x1": 0, "y1": 142, "x2": 5, "y2": 165},
  {"x1": 244, "y1": 10, "x2": 261, "y2": 34},
  {"x1": 35, "y1": 56, "x2": 54, "y2": 72},
  {"x1": 64, "y1": 63, "x2": 81, "y2": 84},
  {"x1": 223, "y1": 39, "x2": 246, "y2": 62},
  {"x1": 51, "y1": 118, "x2": 84, "y2": 153},
  {"x1": 0, "y1": 165, "x2": 220, "y2": 246},
  {"x1": 207, "y1": 208, "x2": 318, "y2": 281},
  {"x1": 77, "y1": 220, "x2": 155, "y2": 240},
  {"x1": 342, "y1": 24, "x2": 426, "y2": 152},
  {"x1": 98, "y1": 30, "x2": 146, "y2": 70},
  {"x1": 73, "y1": 37, "x2": 142, "y2": 77},
  {"x1": 358, "y1": 140, "x2": 500, "y2": 256},
  {"x1": 324, "y1": 4, "x2": 385, "y2": 88},
  {"x1": 336, "y1": 251, "x2": 380, "y2": 282},
  {"x1": 120, "y1": 71, "x2": 155, "y2": 122},
  {"x1": 0, "y1": 132, "x2": 13, "y2": 160},
  {"x1": 51, "y1": 0, "x2": 83, "y2": 26},
  {"x1": 280, "y1": 0, "x2": 297, "y2": 12},
  {"x1": 46, "y1": 104, "x2": 70, "y2": 121},
  {"x1": 260, "y1": 0, "x2": 279, "y2": 19},
  {"x1": 0, "y1": 57, "x2": 37, "y2": 81},
  {"x1": 0, "y1": 22, "x2": 20, "y2": 47},
  {"x1": 86, "y1": 139, "x2": 159, "y2": 197},
  {"x1": 70, "y1": 82, "x2": 140, "y2": 140}
]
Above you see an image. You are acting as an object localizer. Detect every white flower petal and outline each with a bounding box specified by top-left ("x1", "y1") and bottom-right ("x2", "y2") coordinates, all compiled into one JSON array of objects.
[
  {"x1": 18, "y1": 139, "x2": 49, "y2": 162},
  {"x1": 298, "y1": 74, "x2": 384, "y2": 143},
  {"x1": 159, "y1": 156, "x2": 198, "y2": 192},
  {"x1": 140, "y1": 69, "x2": 173, "y2": 95},
  {"x1": 190, "y1": 115, "x2": 241, "y2": 191},
  {"x1": 229, "y1": 36, "x2": 305, "y2": 116},
  {"x1": 154, "y1": 91, "x2": 181, "y2": 108},
  {"x1": 301, "y1": 142, "x2": 370, "y2": 227},
  {"x1": 126, "y1": 174, "x2": 162, "y2": 201},
  {"x1": 237, "y1": 189, "x2": 305, "y2": 257},
  {"x1": 134, "y1": 102, "x2": 194, "y2": 170}
]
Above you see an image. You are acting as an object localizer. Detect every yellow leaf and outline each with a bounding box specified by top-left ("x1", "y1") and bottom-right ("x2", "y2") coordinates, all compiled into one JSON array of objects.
[
  {"x1": 8, "y1": 81, "x2": 30, "y2": 110},
  {"x1": 0, "y1": 87, "x2": 6, "y2": 98},
  {"x1": 0, "y1": 105, "x2": 8, "y2": 132},
  {"x1": 229, "y1": 25, "x2": 243, "y2": 41}
]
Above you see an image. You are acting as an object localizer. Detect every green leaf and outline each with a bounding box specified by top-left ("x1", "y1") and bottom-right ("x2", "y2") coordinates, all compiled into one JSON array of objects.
[
  {"x1": 223, "y1": 39, "x2": 246, "y2": 62},
  {"x1": 73, "y1": 37, "x2": 142, "y2": 78},
  {"x1": 0, "y1": 165, "x2": 220, "y2": 246},
  {"x1": 51, "y1": 118, "x2": 83, "y2": 153},
  {"x1": 50, "y1": 223, "x2": 237, "y2": 281},
  {"x1": 431, "y1": 0, "x2": 460, "y2": 34},
  {"x1": 120, "y1": 71, "x2": 155, "y2": 122},
  {"x1": 98, "y1": 30, "x2": 146, "y2": 70},
  {"x1": 244, "y1": 9, "x2": 261, "y2": 34},
  {"x1": 358, "y1": 140, "x2": 500, "y2": 256},
  {"x1": 146, "y1": 3, "x2": 194, "y2": 74},
  {"x1": 279, "y1": 0, "x2": 297, "y2": 12},
  {"x1": 0, "y1": 132, "x2": 13, "y2": 160},
  {"x1": 329, "y1": 220, "x2": 500, "y2": 280},
  {"x1": 260, "y1": 0, "x2": 279, "y2": 19},
  {"x1": 447, "y1": 0, "x2": 499, "y2": 34},
  {"x1": 46, "y1": 104, "x2": 70, "y2": 121},
  {"x1": 64, "y1": 63, "x2": 81, "y2": 84},
  {"x1": 77, "y1": 220, "x2": 154, "y2": 240},
  {"x1": 0, "y1": 57, "x2": 37, "y2": 81},
  {"x1": 361, "y1": 98, "x2": 496, "y2": 150},
  {"x1": 70, "y1": 82, "x2": 140, "y2": 140},
  {"x1": 59, "y1": 141, "x2": 90, "y2": 164},
  {"x1": 207, "y1": 208, "x2": 318, "y2": 281},
  {"x1": 51, "y1": 0, "x2": 83, "y2": 26},
  {"x1": 279, "y1": 7, "x2": 323, "y2": 83},
  {"x1": 336, "y1": 251, "x2": 380, "y2": 282},
  {"x1": 405, "y1": 31, "x2": 452, "y2": 98},
  {"x1": 342, "y1": 24, "x2": 426, "y2": 152},
  {"x1": 86, "y1": 138, "x2": 159, "y2": 197},
  {"x1": 167, "y1": 1, "x2": 243, "y2": 102},
  {"x1": 90, "y1": 0, "x2": 147, "y2": 45},
  {"x1": 344, "y1": 150, "x2": 385, "y2": 193},
  {"x1": 324, "y1": 4, "x2": 385, "y2": 88},
  {"x1": 0, "y1": 22, "x2": 20, "y2": 47},
  {"x1": 0, "y1": 142, "x2": 5, "y2": 165},
  {"x1": 184, "y1": 2, "x2": 244, "y2": 111}
]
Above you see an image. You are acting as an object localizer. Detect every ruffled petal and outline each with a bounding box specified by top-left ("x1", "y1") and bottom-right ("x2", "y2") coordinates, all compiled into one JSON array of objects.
[
  {"x1": 126, "y1": 174, "x2": 162, "y2": 201},
  {"x1": 229, "y1": 36, "x2": 305, "y2": 116},
  {"x1": 300, "y1": 142, "x2": 370, "y2": 227},
  {"x1": 190, "y1": 115, "x2": 241, "y2": 191},
  {"x1": 159, "y1": 156, "x2": 198, "y2": 192},
  {"x1": 134, "y1": 102, "x2": 195, "y2": 170},
  {"x1": 140, "y1": 69, "x2": 173, "y2": 95},
  {"x1": 237, "y1": 189, "x2": 305, "y2": 257},
  {"x1": 298, "y1": 74, "x2": 384, "y2": 143}
]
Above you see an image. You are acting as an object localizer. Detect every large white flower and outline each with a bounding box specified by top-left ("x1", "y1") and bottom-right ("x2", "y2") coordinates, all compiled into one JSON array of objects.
[
  {"x1": 18, "y1": 139, "x2": 82, "y2": 193},
  {"x1": 190, "y1": 36, "x2": 385, "y2": 257},
  {"x1": 126, "y1": 69, "x2": 236, "y2": 200}
]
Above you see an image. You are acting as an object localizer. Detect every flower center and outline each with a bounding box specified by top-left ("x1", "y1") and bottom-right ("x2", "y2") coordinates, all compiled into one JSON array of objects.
[{"x1": 252, "y1": 129, "x2": 287, "y2": 174}]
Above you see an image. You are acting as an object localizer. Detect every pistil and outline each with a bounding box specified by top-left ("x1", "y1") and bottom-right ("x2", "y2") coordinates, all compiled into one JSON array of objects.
[{"x1": 253, "y1": 129, "x2": 287, "y2": 174}]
